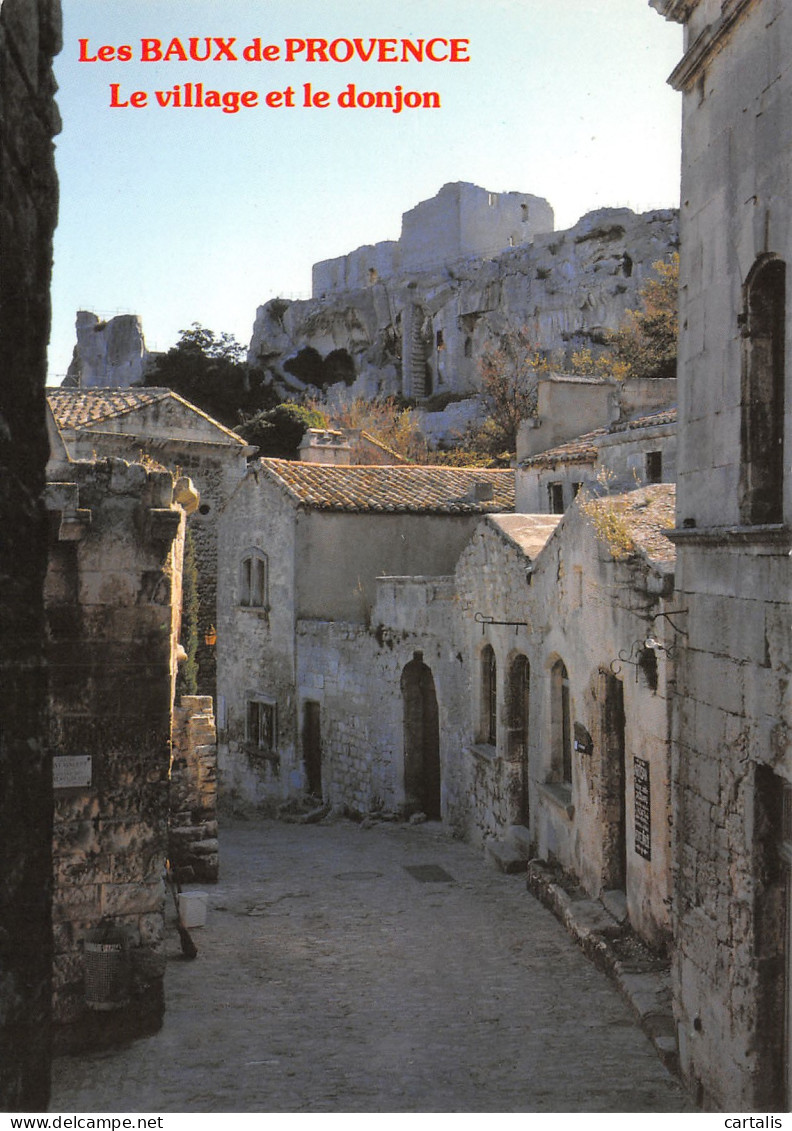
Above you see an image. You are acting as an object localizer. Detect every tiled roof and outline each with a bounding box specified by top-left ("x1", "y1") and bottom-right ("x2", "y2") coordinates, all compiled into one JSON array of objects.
[
  {"x1": 259, "y1": 458, "x2": 515, "y2": 514},
  {"x1": 47, "y1": 388, "x2": 172, "y2": 429},
  {"x1": 47, "y1": 388, "x2": 248, "y2": 445},
  {"x1": 607, "y1": 407, "x2": 677, "y2": 433},
  {"x1": 520, "y1": 428, "x2": 605, "y2": 469}
]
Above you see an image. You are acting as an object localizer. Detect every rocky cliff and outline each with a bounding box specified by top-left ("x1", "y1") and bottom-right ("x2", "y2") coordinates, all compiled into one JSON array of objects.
[
  {"x1": 247, "y1": 204, "x2": 679, "y2": 412},
  {"x1": 65, "y1": 311, "x2": 150, "y2": 388}
]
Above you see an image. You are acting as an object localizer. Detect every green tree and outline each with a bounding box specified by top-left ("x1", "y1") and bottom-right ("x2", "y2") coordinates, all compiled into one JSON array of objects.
[
  {"x1": 612, "y1": 253, "x2": 679, "y2": 379},
  {"x1": 144, "y1": 323, "x2": 278, "y2": 426},
  {"x1": 569, "y1": 254, "x2": 679, "y2": 381},
  {"x1": 237, "y1": 402, "x2": 329, "y2": 459},
  {"x1": 466, "y1": 328, "x2": 549, "y2": 461},
  {"x1": 325, "y1": 395, "x2": 428, "y2": 462}
]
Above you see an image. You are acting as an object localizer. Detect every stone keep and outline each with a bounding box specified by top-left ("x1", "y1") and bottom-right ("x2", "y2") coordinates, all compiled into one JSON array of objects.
[{"x1": 653, "y1": 0, "x2": 792, "y2": 1111}]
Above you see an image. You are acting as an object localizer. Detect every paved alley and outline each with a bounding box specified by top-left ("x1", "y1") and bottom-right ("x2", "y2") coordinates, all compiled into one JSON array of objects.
[{"x1": 49, "y1": 818, "x2": 694, "y2": 1113}]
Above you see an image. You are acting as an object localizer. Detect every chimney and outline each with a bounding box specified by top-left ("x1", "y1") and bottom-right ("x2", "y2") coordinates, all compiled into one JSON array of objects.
[
  {"x1": 470, "y1": 480, "x2": 494, "y2": 503},
  {"x1": 299, "y1": 428, "x2": 352, "y2": 465}
]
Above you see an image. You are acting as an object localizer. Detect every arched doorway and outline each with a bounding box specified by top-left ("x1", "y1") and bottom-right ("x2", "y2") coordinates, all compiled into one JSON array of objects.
[{"x1": 401, "y1": 654, "x2": 441, "y2": 819}]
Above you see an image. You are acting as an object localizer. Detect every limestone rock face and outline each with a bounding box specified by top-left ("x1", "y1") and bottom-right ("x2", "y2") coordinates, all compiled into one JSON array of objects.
[
  {"x1": 66, "y1": 311, "x2": 150, "y2": 388},
  {"x1": 247, "y1": 204, "x2": 679, "y2": 414}
]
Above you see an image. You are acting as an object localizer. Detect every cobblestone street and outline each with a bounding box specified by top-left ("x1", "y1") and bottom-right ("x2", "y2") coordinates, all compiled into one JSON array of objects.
[{"x1": 50, "y1": 818, "x2": 694, "y2": 1113}]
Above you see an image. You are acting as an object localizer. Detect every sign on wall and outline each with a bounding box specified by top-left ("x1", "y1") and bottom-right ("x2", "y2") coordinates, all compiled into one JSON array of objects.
[
  {"x1": 53, "y1": 754, "x2": 92, "y2": 790},
  {"x1": 634, "y1": 757, "x2": 651, "y2": 859}
]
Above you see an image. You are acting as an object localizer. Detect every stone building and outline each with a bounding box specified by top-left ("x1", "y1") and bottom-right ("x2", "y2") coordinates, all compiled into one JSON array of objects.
[
  {"x1": 248, "y1": 193, "x2": 678, "y2": 414},
  {"x1": 216, "y1": 460, "x2": 515, "y2": 808},
  {"x1": 47, "y1": 388, "x2": 253, "y2": 696},
  {"x1": 0, "y1": 0, "x2": 61, "y2": 1109},
  {"x1": 453, "y1": 487, "x2": 677, "y2": 949},
  {"x1": 44, "y1": 456, "x2": 191, "y2": 1050},
  {"x1": 516, "y1": 408, "x2": 677, "y2": 514},
  {"x1": 652, "y1": 0, "x2": 792, "y2": 1110}
]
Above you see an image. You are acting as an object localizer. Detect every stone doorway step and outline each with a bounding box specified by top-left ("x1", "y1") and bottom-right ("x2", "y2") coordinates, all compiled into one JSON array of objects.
[{"x1": 484, "y1": 827, "x2": 678, "y2": 1079}]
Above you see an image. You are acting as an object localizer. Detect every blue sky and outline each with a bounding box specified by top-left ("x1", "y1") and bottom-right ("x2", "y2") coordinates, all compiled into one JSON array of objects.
[{"x1": 48, "y1": 1, "x2": 682, "y2": 382}]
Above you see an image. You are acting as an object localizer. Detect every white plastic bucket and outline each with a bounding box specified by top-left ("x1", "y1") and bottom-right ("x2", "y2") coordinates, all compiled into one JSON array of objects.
[{"x1": 178, "y1": 891, "x2": 208, "y2": 928}]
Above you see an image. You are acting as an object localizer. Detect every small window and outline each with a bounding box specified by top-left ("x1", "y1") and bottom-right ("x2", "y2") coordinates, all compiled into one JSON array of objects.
[
  {"x1": 436, "y1": 329, "x2": 444, "y2": 351},
  {"x1": 240, "y1": 551, "x2": 268, "y2": 607},
  {"x1": 548, "y1": 482, "x2": 565, "y2": 514},
  {"x1": 572, "y1": 482, "x2": 582, "y2": 498},
  {"x1": 646, "y1": 451, "x2": 663, "y2": 484},
  {"x1": 247, "y1": 699, "x2": 276, "y2": 753},
  {"x1": 481, "y1": 645, "x2": 497, "y2": 746},
  {"x1": 551, "y1": 659, "x2": 572, "y2": 785},
  {"x1": 488, "y1": 192, "x2": 498, "y2": 207},
  {"x1": 464, "y1": 336, "x2": 473, "y2": 358}
]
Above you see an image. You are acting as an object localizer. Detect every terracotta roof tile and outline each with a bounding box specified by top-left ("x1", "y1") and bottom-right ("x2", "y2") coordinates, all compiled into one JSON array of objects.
[
  {"x1": 259, "y1": 458, "x2": 515, "y2": 514},
  {"x1": 520, "y1": 428, "x2": 606, "y2": 469},
  {"x1": 47, "y1": 388, "x2": 172, "y2": 429},
  {"x1": 47, "y1": 388, "x2": 248, "y2": 446},
  {"x1": 608, "y1": 407, "x2": 677, "y2": 433}
]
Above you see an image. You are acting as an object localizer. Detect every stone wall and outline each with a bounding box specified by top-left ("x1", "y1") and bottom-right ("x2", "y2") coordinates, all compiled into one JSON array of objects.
[
  {"x1": 654, "y1": 0, "x2": 792, "y2": 1108},
  {"x1": 44, "y1": 458, "x2": 184, "y2": 1052},
  {"x1": 170, "y1": 696, "x2": 218, "y2": 883},
  {"x1": 295, "y1": 577, "x2": 468, "y2": 819},
  {"x1": 57, "y1": 397, "x2": 251, "y2": 700},
  {"x1": 0, "y1": 0, "x2": 62, "y2": 1109}
]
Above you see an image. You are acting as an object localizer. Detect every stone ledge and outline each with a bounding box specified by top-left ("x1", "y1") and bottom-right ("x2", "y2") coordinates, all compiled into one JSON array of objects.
[
  {"x1": 484, "y1": 839, "x2": 526, "y2": 874},
  {"x1": 466, "y1": 743, "x2": 499, "y2": 765},
  {"x1": 526, "y1": 859, "x2": 680, "y2": 1080},
  {"x1": 538, "y1": 781, "x2": 574, "y2": 819}
]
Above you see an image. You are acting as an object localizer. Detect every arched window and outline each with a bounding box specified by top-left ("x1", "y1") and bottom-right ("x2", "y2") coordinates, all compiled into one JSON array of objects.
[
  {"x1": 740, "y1": 256, "x2": 786, "y2": 525},
  {"x1": 506, "y1": 654, "x2": 530, "y2": 757},
  {"x1": 507, "y1": 655, "x2": 531, "y2": 825},
  {"x1": 551, "y1": 659, "x2": 572, "y2": 785},
  {"x1": 240, "y1": 550, "x2": 268, "y2": 608},
  {"x1": 481, "y1": 645, "x2": 497, "y2": 746}
]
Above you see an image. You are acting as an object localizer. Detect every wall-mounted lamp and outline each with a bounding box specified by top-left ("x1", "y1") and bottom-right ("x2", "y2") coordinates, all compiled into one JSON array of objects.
[
  {"x1": 204, "y1": 625, "x2": 217, "y2": 647},
  {"x1": 609, "y1": 609, "x2": 688, "y2": 688}
]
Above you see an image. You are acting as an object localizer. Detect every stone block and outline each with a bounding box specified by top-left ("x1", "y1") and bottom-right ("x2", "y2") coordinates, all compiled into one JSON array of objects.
[
  {"x1": 485, "y1": 840, "x2": 527, "y2": 874},
  {"x1": 101, "y1": 880, "x2": 165, "y2": 917}
]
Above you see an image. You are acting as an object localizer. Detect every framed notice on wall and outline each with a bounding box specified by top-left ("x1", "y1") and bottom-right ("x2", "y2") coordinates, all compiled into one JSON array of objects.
[
  {"x1": 53, "y1": 754, "x2": 92, "y2": 790},
  {"x1": 634, "y1": 756, "x2": 651, "y2": 860}
]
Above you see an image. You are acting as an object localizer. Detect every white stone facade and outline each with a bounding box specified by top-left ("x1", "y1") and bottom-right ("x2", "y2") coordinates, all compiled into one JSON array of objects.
[{"x1": 653, "y1": 0, "x2": 792, "y2": 1109}]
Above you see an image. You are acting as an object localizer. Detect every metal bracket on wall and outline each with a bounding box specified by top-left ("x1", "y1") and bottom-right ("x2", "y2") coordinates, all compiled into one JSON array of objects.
[{"x1": 474, "y1": 611, "x2": 530, "y2": 635}]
